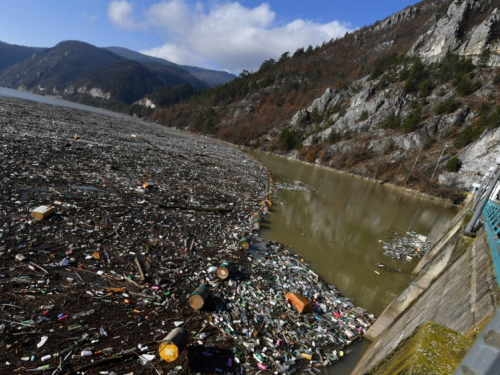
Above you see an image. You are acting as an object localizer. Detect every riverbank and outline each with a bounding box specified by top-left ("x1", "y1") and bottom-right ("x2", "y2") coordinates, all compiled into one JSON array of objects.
[
  {"x1": 241, "y1": 147, "x2": 463, "y2": 207},
  {"x1": 0, "y1": 96, "x2": 375, "y2": 374}
]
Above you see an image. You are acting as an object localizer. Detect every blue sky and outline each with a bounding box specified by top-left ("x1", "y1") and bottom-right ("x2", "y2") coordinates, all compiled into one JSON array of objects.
[{"x1": 0, "y1": 0, "x2": 418, "y2": 73}]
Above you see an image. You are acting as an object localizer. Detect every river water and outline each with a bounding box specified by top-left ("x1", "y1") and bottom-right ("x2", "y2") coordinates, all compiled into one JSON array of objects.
[
  {"x1": 249, "y1": 150, "x2": 458, "y2": 374},
  {"x1": 1, "y1": 86, "x2": 458, "y2": 374},
  {"x1": 0, "y1": 86, "x2": 130, "y2": 118}
]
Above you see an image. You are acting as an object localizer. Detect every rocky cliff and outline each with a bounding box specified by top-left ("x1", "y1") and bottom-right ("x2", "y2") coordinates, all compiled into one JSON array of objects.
[{"x1": 280, "y1": 0, "x2": 500, "y2": 196}]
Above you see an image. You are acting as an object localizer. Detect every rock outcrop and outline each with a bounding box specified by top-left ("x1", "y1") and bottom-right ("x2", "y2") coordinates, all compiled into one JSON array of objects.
[
  {"x1": 410, "y1": 0, "x2": 500, "y2": 66},
  {"x1": 287, "y1": 0, "x2": 500, "y2": 192}
]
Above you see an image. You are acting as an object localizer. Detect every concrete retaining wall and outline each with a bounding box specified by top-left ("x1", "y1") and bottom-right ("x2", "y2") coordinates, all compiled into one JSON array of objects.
[{"x1": 353, "y1": 225, "x2": 500, "y2": 374}]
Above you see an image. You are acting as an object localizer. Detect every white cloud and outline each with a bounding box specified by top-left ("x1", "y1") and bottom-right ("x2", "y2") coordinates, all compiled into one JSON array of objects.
[
  {"x1": 108, "y1": 0, "x2": 141, "y2": 30},
  {"x1": 144, "y1": 43, "x2": 206, "y2": 67},
  {"x1": 108, "y1": 0, "x2": 353, "y2": 73}
]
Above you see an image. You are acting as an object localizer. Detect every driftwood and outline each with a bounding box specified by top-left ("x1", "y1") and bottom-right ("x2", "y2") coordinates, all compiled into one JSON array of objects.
[{"x1": 63, "y1": 353, "x2": 136, "y2": 374}]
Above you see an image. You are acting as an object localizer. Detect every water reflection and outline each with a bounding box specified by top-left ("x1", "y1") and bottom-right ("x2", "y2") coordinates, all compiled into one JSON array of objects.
[{"x1": 250, "y1": 151, "x2": 457, "y2": 316}]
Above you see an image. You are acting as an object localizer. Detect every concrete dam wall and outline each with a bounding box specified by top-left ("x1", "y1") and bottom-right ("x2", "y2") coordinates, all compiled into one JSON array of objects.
[{"x1": 353, "y1": 205, "x2": 500, "y2": 374}]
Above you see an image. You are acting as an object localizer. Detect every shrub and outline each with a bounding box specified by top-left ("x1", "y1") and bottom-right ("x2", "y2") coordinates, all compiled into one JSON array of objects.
[
  {"x1": 377, "y1": 74, "x2": 389, "y2": 90},
  {"x1": 445, "y1": 156, "x2": 462, "y2": 172},
  {"x1": 423, "y1": 136, "x2": 436, "y2": 150},
  {"x1": 277, "y1": 129, "x2": 302, "y2": 151},
  {"x1": 493, "y1": 72, "x2": 500, "y2": 85},
  {"x1": 477, "y1": 103, "x2": 500, "y2": 129},
  {"x1": 479, "y1": 47, "x2": 491, "y2": 66},
  {"x1": 398, "y1": 66, "x2": 410, "y2": 81},
  {"x1": 383, "y1": 138, "x2": 395, "y2": 154},
  {"x1": 418, "y1": 78, "x2": 434, "y2": 97},
  {"x1": 437, "y1": 52, "x2": 474, "y2": 83},
  {"x1": 453, "y1": 125, "x2": 482, "y2": 148},
  {"x1": 359, "y1": 110, "x2": 369, "y2": 122},
  {"x1": 330, "y1": 101, "x2": 344, "y2": 114},
  {"x1": 327, "y1": 130, "x2": 341, "y2": 143},
  {"x1": 453, "y1": 75, "x2": 479, "y2": 96},
  {"x1": 404, "y1": 57, "x2": 429, "y2": 93},
  {"x1": 369, "y1": 52, "x2": 400, "y2": 79},
  {"x1": 401, "y1": 107, "x2": 422, "y2": 133},
  {"x1": 380, "y1": 111, "x2": 401, "y2": 129},
  {"x1": 309, "y1": 107, "x2": 322, "y2": 123},
  {"x1": 477, "y1": 101, "x2": 491, "y2": 116},
  {"x1": 435, "y1": 96, "x2": 460, "y2": 115}
]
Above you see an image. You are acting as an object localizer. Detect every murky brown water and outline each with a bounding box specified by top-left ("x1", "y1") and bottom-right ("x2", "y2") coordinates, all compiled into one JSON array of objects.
[{"x1": 248, "y1": 150, "x2": 458, "y2": 374}]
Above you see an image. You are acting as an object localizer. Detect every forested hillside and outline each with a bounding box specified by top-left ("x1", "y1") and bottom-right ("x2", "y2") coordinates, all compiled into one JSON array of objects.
[{"x1": 150, "y1": 0, "x2": 500, "y2": 203}]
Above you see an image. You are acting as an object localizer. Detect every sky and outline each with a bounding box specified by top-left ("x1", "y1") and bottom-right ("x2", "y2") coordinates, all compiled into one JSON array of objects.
[{"x1": 0, "y1": 0, "x2": 419, "y2": 74}]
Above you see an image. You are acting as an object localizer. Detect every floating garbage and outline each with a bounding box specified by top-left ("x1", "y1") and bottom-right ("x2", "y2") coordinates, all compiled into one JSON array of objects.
[
  {"x1": 31, "y1": 205, "x2": 54, "y2": 220},
  {"x1": 189, "y1": 285, "x2": 210, "y2": 310},
  {"x1": 0, "y1": 96, "x2": 374, "y2": 375},
  {"x1": 274, "y1": 180, "x2": 313, "y2": 193},
  {"x1": 285, "y1": 292, "x2": 313, "y2": 313},
  {"x1": 379, "y1": 231, "x2": 432, "y2": 260},
  {"x1": 216, "y1": 261, "x2": 234, "y2": 280},
  {"x1": 37, "y1": 336, "x2": 48, "y2": 348},
  {"x1": 159, "y1": 328, "x2": 190, "y2": 362},
  {"x1": 240, "y1": 236, "x2": 250, "y2": 250}
]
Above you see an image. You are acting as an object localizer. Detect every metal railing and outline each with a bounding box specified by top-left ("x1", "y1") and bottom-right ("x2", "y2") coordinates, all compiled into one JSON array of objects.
[
  {"x1": 482, "y1": 199, "x2": 500, "y2": 289},
  {"x1": 453, "y1": 199, "x2": 500, "y2": 375}
]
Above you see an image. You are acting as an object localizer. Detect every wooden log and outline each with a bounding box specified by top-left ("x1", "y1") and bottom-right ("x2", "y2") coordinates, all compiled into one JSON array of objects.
[
  {"x1": 216, "y1": 261, "x2": 234, "y2": 280},
  {"x1": 189, "y1": 285, "x2": 209, "y2": 310}
]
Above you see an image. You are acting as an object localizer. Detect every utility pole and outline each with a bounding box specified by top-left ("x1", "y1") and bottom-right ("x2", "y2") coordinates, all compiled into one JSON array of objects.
[{"x1": 430, "y1": 144, "x2": 448, "y2": 183}]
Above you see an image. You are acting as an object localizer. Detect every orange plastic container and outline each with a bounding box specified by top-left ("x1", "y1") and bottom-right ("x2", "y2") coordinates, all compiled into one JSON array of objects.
[{"x1": 285, "y1": 292, "x2": 313, "y2": 314}]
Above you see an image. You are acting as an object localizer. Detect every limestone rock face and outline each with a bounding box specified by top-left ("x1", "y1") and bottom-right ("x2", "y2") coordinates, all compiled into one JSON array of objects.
[
  {"x1": 290, "y1": 109, "x2": 308, "y2": 128},
  {"x1": 410, "y1": 0, "x2": 500, "y2": 66},
  {"x1": 268, "y1": 0, "x2": 500, "y2": 192},
  {"x1": 409, "y1": 0, "x2": 475, "y2": 62},
  {"x1": 439, "y1": 128, "x2": 500, "y2": 189},
  {"x1": 134, "y1": 98, "x2": 156, "y2": 109},
  {"x1": 459, "y1": 8, "x2": 500, "y2": 58},
  {"x1": 371, "y1": 6, "x2": 418, "y2": 32},
  {"x1": 308, "y1": 88, "x2": 335, "y2": 114},
  {"x1": 88, "y1": 88, "x2": 111, "y2": 100}
]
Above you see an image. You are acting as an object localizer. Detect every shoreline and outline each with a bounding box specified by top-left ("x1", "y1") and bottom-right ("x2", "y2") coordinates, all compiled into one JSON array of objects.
[{"x1": 240, "y1": 146, "x2": 460, "y2": 207}]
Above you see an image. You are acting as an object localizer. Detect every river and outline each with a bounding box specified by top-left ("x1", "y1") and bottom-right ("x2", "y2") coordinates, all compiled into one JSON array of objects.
[
  {"x1": 0, "y1": 86, "x2": 130, "y2": 118},
  {"x1": 1, "y1": 86, "x2": 458, "y2": 374},
  {"x1": 248, "y1": 150, "x2": 458, "y2": 374}
]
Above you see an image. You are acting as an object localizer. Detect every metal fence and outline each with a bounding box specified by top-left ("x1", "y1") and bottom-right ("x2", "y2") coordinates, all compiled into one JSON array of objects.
[
  {"x1": 482, "y1": 199, "x2": 500, "y2": 289},
  {"x1": 453, "y1": 199, "x2": 500, "y2": 375}
]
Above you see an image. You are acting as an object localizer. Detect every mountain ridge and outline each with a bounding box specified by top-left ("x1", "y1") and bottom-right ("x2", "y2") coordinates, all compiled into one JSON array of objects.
[
  {"x1": 149, "y1": 0, "x2": 500, "y2": 202},
  {"x1": 0, "y1": 40, "x2": 233, "y2": 112},
  {"x1": 104, "y1": 46, "x2": 235, "y2": 87},
  {"x1": 0, "y1": 40, "x2": 45, "y2": 73}
]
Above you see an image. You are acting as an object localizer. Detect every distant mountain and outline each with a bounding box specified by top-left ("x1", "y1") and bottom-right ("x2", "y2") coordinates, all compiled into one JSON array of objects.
[
  {"x1": 66, "y1": 59, "x2": 166, "y2": 104},
  {"x1": 105, "y1": 46, "x2": 236, "y2": 87},
  {"x1": 0, "y1": 41, "x2": 45, "y2": 72},
  {"x1": 137, "y1": 61, "x2": 208, "y2": 89},
  {"x1": 0, "y1": 40, "x2": 211, "y2": 111},
  {"x1": 0, "y1": 40, "x2": 124, "y2": 92}
]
